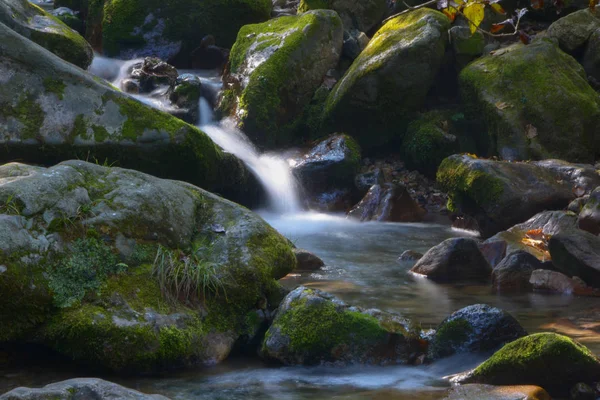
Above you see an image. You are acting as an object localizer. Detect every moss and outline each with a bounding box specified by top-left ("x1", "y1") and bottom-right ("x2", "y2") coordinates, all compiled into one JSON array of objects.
[
  {"x1": 2, "y1": 95, "x2": 45, "y2": 141},
  {"x1": 68, "y1": 114, "x2": 88, "y2": 143},
  {"x1": 468, "y1": 333, "x2": 600, "y2": 391},
  {"x1": 436, "y1": 155, "x2": 504, "y2": 212},
  {"x1": 91, "y1": 125, "x2": 110, "y2": 142},
  {"x1": 298, "y1": 0, "x2": 329, "y2": 12},
  {"x1": 43, "y1": 78, "x2": 67, "y2": 100},
  {"x1": 429, "y1": 318, "x2": 473, "y2": 358}
]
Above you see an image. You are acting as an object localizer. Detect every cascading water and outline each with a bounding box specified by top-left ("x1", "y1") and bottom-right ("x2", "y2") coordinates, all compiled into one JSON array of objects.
[{"x1": 198, "y1": 98, "x2": 302, "y2": 214}]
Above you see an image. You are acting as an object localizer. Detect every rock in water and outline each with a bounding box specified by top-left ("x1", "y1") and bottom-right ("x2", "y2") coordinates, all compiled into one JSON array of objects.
[
  {"x1": 0, "y1": 378, "x2": 170, "y2": 400},
  {"x1": 293, "y1": 248, "x2": 325, "y2": 271},
  {"x1": 298, "y1": 0, "x2": 387, "y2": 32},
  {"x1": 0, "y1": 0, "x2": 92, "y2": 68},
  {"x1": 429, "y1": 304, "x2": 526, "y2": 359},
  {"x1": 347, "y1": 183, "x2": 426, "y2": 222},
  {"x1": 261, "y1": 286, "x2": 425, "y2": 365},
  {"x1": 492, "y1": 251, "x2": 548, "y2": 291},
  {"x1": 459, "y1": 40, "x2": 600, "y2": 163},
  {"x1": 529, "y1": 269, "x2": 591, "y2": 295},
  {"x1": 0, "y1": 22, "x2": 259, "y2": 207},
  {"x1": 548, "y1": 230, "x2": 600, "y2": 287},
  {"x1": 578, "y1": 186, "x2": 600, "y2": 235},
  {"x1": 0, "y1": 161, "x2": 296, "y2": 372},
  {"x1": 410, "y1": 238, "x2": 492, "y2": 282},
  {"x1": 437, "y1": 155, "x2": 578, "y2": 237},
  {"x1": 452, "y1": 333, "x2": 600, "y2": 394},
  {"x1": 323, "y1": 9, "x2": 450, "y2": 150},
  {"x1": 98, "y1": 0, "x2": 272, "y2": 63},
  {"x1": 445, "y1": 384, "x2": 551, "y2": 400},
  {"x1": 219, "y1": 10, "x2": 343, "y2": 149}
]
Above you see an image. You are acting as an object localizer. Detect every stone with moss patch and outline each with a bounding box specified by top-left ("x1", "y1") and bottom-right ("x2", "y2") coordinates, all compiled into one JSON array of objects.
[
  {"x1": 298, "y1": 0, "x2": 387, "y2": 32},
  {"x1": 261, "y1": 286, "x2": 425, "y2": 365},
  {"x1": 0, "y1": 0, "x2": 92, "y2": 68},
  {"x1": 459, "y1": 40, "x2": 600, "y2": 163},
  {"x1": 453, "y1": 333, "x2": 600, "y2": 394},
  {"x1": 0, "y1": 160, "x2": 296, "y2": 372},
  {"x1": 322, "y1": 9, "x2": 450, "y2": 151},
  {"x1": 219, "y1": 10, "x2": 343, "y2": 149}
]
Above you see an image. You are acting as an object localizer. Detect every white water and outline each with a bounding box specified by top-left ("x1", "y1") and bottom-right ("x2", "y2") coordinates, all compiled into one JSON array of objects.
[{"x1": 198, "y1": 98, "x2": 302, "y2": 214}]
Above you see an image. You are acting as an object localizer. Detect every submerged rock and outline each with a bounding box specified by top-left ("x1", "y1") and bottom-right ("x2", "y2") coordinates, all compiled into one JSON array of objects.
[
  {"x1": 261, "y1": 286, "x2": 425, "y2": 365},
  {"x1": 492, "y1": 251, "x2": 548, "y2": 291},
  {"x1": 323, "y1": 9, "x2": 450, "y2": 150},
  {"x1": 429, "y1": 304, "x2": 526, "y2": 359},
  {"x1": 298, "y1": 0, "x2": 387, "y2": 32},
  {"x1": 460, "y1": 40, "x2": 600, "y2": 162},
  {"x1": 452, "y1": 333, "x2": 600, "y2": 394},
  {"x1": 0, "y1": 378, "x2": 170, "y2": 400},
  {"x1": 548, "y1": 230, "x2": 600, "y2": 287},
  {"x1": 410, "y1": 238, "x2": 492, "y2": 282},
  {"x1": 445, "y1": 384, "x2": 551, "y2": 400},
  {"x1": 219, "y1": 10, "x2": 343, "y2": 149},
  {"x1": 347, "y1": 183, "x2": 426, "y2": 222},
  {"x1": 0, "y1": 0, "x2": 92, "y2": 68},
  {"x1": 0, "y1": 161, "x2": 296, "y2": 372},
  {"x1": 0, "y1": 22, "x2": 259, "y2": 207},
  {"x1": 578, "y1": 186, "x2": 600, "y2": 235},
  {"x1": 437, "y1": 155, "x2": 578, "y2": 237},
  {"x1": 293, "y1": 248, "x2": 325, "y2": 271}
]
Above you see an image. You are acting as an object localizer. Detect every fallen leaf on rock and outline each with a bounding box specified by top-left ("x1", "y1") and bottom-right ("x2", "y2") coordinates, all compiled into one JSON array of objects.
[
  {"x1": 525, "y1": 123, "x2": 538, "y2": 139},
  {"x1": 495, "y1": 101, "x2": 512, "y2": 110}
]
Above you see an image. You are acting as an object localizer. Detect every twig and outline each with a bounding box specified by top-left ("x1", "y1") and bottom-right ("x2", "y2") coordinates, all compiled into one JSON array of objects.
[{"x1": 382, "y1": 0, "x2": 438, "y2": 23}]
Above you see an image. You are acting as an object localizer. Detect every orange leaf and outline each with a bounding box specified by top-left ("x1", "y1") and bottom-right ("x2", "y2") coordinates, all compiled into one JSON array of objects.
[
  {"x1": 443, "y1": 6, "x2": 459, "y2": 21},
  {"x1": 590, "y1": 0, "x2": 597, "y2": 11},
  {"x1": 491, "y1": 3, "x2": 507, "y2": 13},
  {"x1": 531, "y1": 0, "x2": 544, "y2": 9},
  {"x1": 491, "y1": 23, "x2": 506, "y2": 33}
]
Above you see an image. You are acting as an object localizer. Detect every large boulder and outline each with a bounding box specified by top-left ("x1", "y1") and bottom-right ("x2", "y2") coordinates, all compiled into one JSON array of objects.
[
  {"x1": 97, "y1": 0, "x2": 272, "y2": 63},
  {"x1": 429, "y1": 304, "x2": 526, "y2": 359},
  {"x1": 583, "y1": 28, "x2": 600, "y2": 82},
  {"x1": 578, "y1": 186, "x2": 600, "y2": 235},
  {"x1": 298, "y1": 0, "x2": 387, "y2": 32},
  {"x1": 0, "y1": 22, "x2": 258, "y2": 207},
  {"x1": 453, "y1": 333, "x2": 600, "y2": 394},
  {"x1": 219, "y1": 10, "x2": 343, "y2": 149},
  {"x1": 529, "y1": 269, "x2": 596, "y2": 295},
  {"x1": 546, "y1": 10, "x2": 600, "y2": 54},
  {"x1": 347, "y1": 183, "x2": 426, "y2": 222},
  {"x1": 322, "y1": 9, "x2": 450, "y2": 150},
  {"x1": 531, "y1": 160, "x2": 600, "y2": 194},
  {"x1": 0, "y1": 378, "x2": 169, "y2": 400},
  {"x1": 410, "y1": 238, "x2": 492, "y2": 282},
  {"x1": 0, "y1": 0, "x2": 92, "y2": 68},
  {"x1": 0, "y1": 161, "x2": 296, "y2": 372},
  {"x1": 492, "y1": 251, "x2": 548, "y2": 291},
  {"x1": 459, "y1": 40, "x2": 600, "y2": 162},
  {"x1": 548, "y1": 230, "x2": 600, "y2": 287},
  {"x1": 437, "y1": 155, "x2": 579, "y2": 237},
  {"x1": 261, "y1": 286, "x2": 425, "y2": 365}
]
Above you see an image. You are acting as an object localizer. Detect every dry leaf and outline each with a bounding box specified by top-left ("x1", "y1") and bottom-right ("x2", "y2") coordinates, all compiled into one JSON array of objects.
[
  {"x1": 495, "y1": 101, "x2": 512, "y2": 110},
  {"x1": 525, "y1": 124, "x2": 538, "y2": 139}
]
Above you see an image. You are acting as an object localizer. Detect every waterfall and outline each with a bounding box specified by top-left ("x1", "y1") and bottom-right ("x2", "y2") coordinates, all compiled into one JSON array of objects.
[{"x1": 198, "y1": 98, "x2": 302, "y2": 214}]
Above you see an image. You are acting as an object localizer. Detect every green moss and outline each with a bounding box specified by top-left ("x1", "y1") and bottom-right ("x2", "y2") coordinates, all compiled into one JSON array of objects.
[
  {"x1": 91, "y1": 125, "x2": 110, "y2": 142},
  {"x1": 298, "y1": 0, "x2": 329, "y2": 12},
  {"x1": 43, "y1": 78, "x2": 67, "y2": 100},
  {"x1": 429, "y1": 318, "x2": 472, "y2": 358},
  {"x1": 468, "y1": 333, "x2": 600, "y2": 390},
  {"x1": 436, "y1": 155, "x2": 504, "y2": 212},
  {"x1": 2, "y1": 95, "x2": 45, "y2": 141}
]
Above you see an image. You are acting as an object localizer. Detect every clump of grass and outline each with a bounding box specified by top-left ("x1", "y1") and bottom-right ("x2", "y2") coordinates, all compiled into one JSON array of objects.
[
  {"x1": 152, "y1": 244, "x2": 229, "y2": 305},
  {"x1": 0, "y1": 194, "x2": 24, "y2": 215}
]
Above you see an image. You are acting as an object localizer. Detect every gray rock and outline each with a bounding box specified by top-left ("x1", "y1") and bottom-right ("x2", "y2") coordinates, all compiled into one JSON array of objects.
[
  {"x1": 529, "y1": 269, "x2": 587, "y2": 295},
  {"x1": 347, "y1": 183, "x2": 426, "y2": 222},
  {"x1": 568, "y1": 196, "x2": 589, "y2": 214},
  {"x1": 411, "y1": 238, "x2": 492, "y2": 282},
  {"x1": 478, "y1": 240, "x2": 507, "y2": 268},
  {"x1": 0, "y1": 378, "x2": 169, "y2": 400},
  {"x1": 583, "y1": 28, "x2": 600, "y2": 81},
  {"x1": 449, "y1": 26, "x2": 485, "y2": 70},
  {"x1": 293, "y1": 248, "x2": 325, "y2": 271},
  {"x1": 549, "y1": 230, "x2": 600, "y2": 287},
  {"x1": 398, "y1": 250, "x2": 423, "y2": 263},
  {"x1": 299, "y1": 0, "x2": 387, "y2": 32},
  {"x1": 578, "y1": 186, "x2": 600, "y2": 235},
  {"x1": 570, "y1": 382, "x2": 596, "y2": 400},
  {"x1": 492, "y1": 251, "x2": 548, "y2": 291},
  {"x1": 547, "y1": 9, "x2": 600, "y2": 54},
  {"x1": 355, "y1": 169, "x2": 383, "y2": 194}
]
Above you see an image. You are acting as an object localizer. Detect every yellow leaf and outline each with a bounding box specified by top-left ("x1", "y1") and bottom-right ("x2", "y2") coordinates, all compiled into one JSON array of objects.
[
  {"x1": 464, "y1": 2, "x2": 485, "y2": 34},
  {"x1": 495, "y1": 101, "x2": 512, "y2": 110},
  {"x1": 490, "y1": 2, "x2": 506, "y2": 13}
]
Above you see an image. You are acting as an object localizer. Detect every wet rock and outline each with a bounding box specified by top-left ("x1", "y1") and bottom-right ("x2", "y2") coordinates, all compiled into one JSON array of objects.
[
  {"x1": 570, "y1": 382, "x2": 596, "y2": 400},
  {"x1": 129, "y1": 57, "x2": 179, "y2": 93},
  {"x1": 293, "y1": 134, "x2": 361, "y2": 211},
  {"x1": 398, "y1": 250, "x2": 423, "y2": 263},
  {"x1": 445, "y1": 384, "x2": 551, "y2": 400},
  {"x1": 261, "y1": 286, "x2": 425, "y2": 365},
  {"x1": 167, "y1": 74, "x2": 203, "y2": 123},
  {"x1": 438, "y1": 155, "x2": 579, "y2": 237},
  {"x1": 578, "y1": 186, "x2": 600, "y2": 235},
  {"x1": 190, "y1": 35, "x2": 228, "y2": 71},
  {"x1": 342, "y1": 28, "x2": 370, "y2": 60},
  {"x1": 478, "y1": 240, "x2": 507, "y2": 268},
  {"x1": 547, "y1": 9, "x2": 600, "y2": 54},
  {"x1": 305, "y1": 189, "x2": 355, "y2": 212},
  {"x1": 219, "y1": 10, "x2": 343, "y2": 149},
  {"x1": 323, "y1": 9, "x2": 450, "y2": 150},
  {"x1": 459, "y1": 40, "x2": 600, "y2": 162},
  {"x1": 298, "y1": 0, "x2": 387, "y2": 32},
  {"x1": 0, "y1": 161, "x2": 296, "y2": 372},
  {"x1": 452, "y1": 333, "x2": 600, "y2": 394},
  {"x1": 548, "y1": 230, "x2": 600, "y2": 287},
  {"x1": 51, "y1": 7, "x2": 83, "y2": 34},
  {"x1": 0, "y1": 0, "x2": 92, "y2": 68},
  {"x1": 410, "y1": 238, "x2": 492, "y2": 282},
  {"x1": 492, "y1": 251, "x2": 548, "y2": 291},
  {"x1": 487, "y1": 211, "x2": 578, "y2": 260},
  {"x1": 0, "y1": 378, "x2": 170, "y2": 400},
  {"x1": 429, "y1": 304, "x2": 526, "y2": 359},
  {"x1": 569, "y1": 196, "x2": 590, "y2": 214},
  {"x1": 0, "y1": 23, "x2": 260, "y2": 207},
  {"x1": 293, "y1": 248, "x2": 325, "y2": 271},
  {"x1": 347, "y1": 183, "x2": 426, "y2": 222},
  {"x1": 530, "y1": 270, "x2": 598, "y2": 296},
  {"x1": 355, "y1": 168, "x2": 383, "y2": 195}
]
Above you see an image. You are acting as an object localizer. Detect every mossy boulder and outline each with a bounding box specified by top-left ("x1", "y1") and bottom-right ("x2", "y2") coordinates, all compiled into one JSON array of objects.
[
  {"x1": 322, "y1": 9, "x2": 450, "y2": 151},
  {"x1": 98, "y1": 0, "x2": 272, "y2": 63},
  {"x1": 546, "y1": 9, "x2": 600, "y2": 54},
  {"x1": 261, "y1": 286, "x2": 425, "y2": 365},
  {"x1": 298, "y1": 0, "x2": 387, "y2": 32},
  {"x1": 437, "y1": 155, "x2": 579, "y2": 237},
  {"x1": 429, "y1": 304, "x2": 526, "y2": 359},
  {"x1": 453, "y1": 333, "x2": 600, "y2": 394},
  {"x1": 459, "y1": 40, "x2": 600, "y2": 162},
  {"x1": 0, "y1": 22, "x2": 259, "y2": 207},
  {"x1": 219, "y1": 10, "x2": 343, "y2": 149},
  {"x1": 0, "y1": 0, "x2": 92, "y2": 68},
  {"x1": 0, "y1": 160, "x2": 296, "y2": 372}
]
